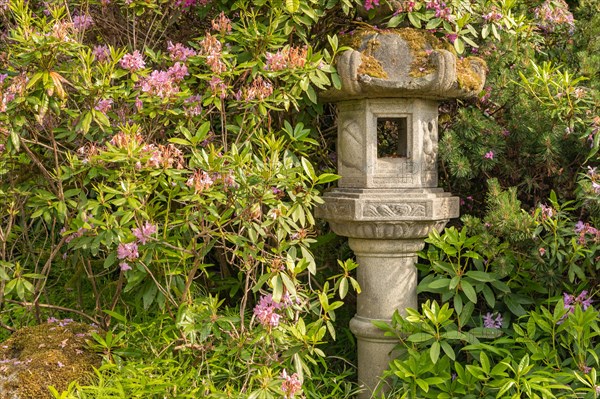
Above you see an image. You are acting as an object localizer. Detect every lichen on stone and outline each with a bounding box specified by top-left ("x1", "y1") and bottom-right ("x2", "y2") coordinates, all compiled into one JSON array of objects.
[
  {"x1": 0, "y1": 320, "x2": 102, "y2": 399},
  {"x1": 456, "y1": 56, "x2": 487, "y2": 92}
]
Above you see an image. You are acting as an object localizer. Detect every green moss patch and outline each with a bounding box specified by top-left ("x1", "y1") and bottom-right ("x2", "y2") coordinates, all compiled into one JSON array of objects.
[{"x1": 0, "y1": 321, "x2": 101, "y2": 399}]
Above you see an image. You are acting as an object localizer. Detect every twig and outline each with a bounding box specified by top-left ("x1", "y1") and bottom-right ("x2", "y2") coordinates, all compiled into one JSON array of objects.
[{"x1": 6, "y1": 299, "x2": 99, "y2": 325}]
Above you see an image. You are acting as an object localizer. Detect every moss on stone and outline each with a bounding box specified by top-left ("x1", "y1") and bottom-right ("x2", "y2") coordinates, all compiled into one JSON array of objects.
[
  {"x1": 340, "y1": 27, "x2": 454, "y2": 78},
  {"x1": 358, "y1": 53, "x2": 388, "y2": 79},
  {"x1": 456, "y1": 56, "x2": 487, "y2": 92},
  {"x1": 0, "y1": 321, "x2": 102, "y2": 399},
  {"x1": 393, "y1": 28, "x2": 453, "y2": 77}
]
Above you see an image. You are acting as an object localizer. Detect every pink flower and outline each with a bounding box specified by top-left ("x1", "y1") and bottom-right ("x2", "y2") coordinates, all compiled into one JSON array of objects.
[
  {"x1": 253, "y1": 294, "x2": 291, "y2": 328},
  {"x1": 484, "y1": 151, "x2": 494, "y2": 159},
  {"x1": 132, "y1": 221, "x2": 157, "y2": 244},
  {"x1": 94, "y1": 98, "x2": 113, "y2": 114},
  {"x1": 117, "y1": 242, "x2": 139, "y2": 260},
  {"x1": 92, "y1": 45, "x2": 110, "y2": 62},
  {"x1": 167, "y1": 62, "x2": 188, "y2": 82},
  {"x1": 539, "y1": 247, "x2": 546, "y2": 256},
  {"x1": 120, "y1": 50, "x2": 145, "y2": 72},
  {"x1": 281, "y1": 369, "x2": 302, "y2": 398},
  {"x1": 211, "y1": 12, "x2": 232, "y2": 33},
  {"x1": 73, "y1": 14, "x2": 94, "y2": 30},
  {"x1": 119, "y1": 262, "x2": 132, "y2": 271},
  {"x1": 140, "y1": 70, "x2": 179, "y2": 98},
  {"x1": 186, "y1": 169, "x2": 214, "y2": 193},
  {"x1": 363, "y1": 0, "x2": 380, "y2": 10},
  {"x1": 167, "y1": 41, "x2": 197, "y2": 61}
]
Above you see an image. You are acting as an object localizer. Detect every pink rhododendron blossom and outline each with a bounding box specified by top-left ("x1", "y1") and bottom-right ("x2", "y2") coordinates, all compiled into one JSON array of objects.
[
  {"x1": 199, "y1": 33, "x2": 226, "y2": 74},
  {"x1": 73, "y1": 14, "x2": 94, "y2": 30},
  {"x1": 94, "y1": 98, "x2": 113, "y2": 114},
  {"x1": 175, "y1": 0, "x2": 210, "y2": 8},
  {"x1": 117, "y1": 242, "x2": 139, "y2": 260},
  {"x1": 120, "y1": 50, "x2": 145, "y2": 72},
  {"x1": 186, "y1": 169, "x2": 214, "y2": 193},
  {"x1": 167, "y1": 41, "x2": 197, "y2": 61},
  {"x1": 140, "y1": 70, "x2": 179, "y2": 98},
  {"x1": 119, "y1": 262, "x2": 132, "y2": 271},
  {"x1": 534, "y1": 0, "x2": 574, "y2": 32},
  {"x1": 484, "y1": 151, "x2": 494, "y2": 159},
  {"x1": 363, "y1": 0, "x2": 379, "y2": 10},
  {"x1": 211, "y1": 12, "x2": 232, "y2": 33},
  {"x1": 184, "y1": 95, "x2": 202, "y2": 116},
  {"x1": 132, "y1": 221, "x2": 157, "y2": 244},
  {"x1": 281, "y1": 369, "x2": 302, "y2": 398},
  {"x1": 92, "y1": 45, "x2": 110, "y2": 62},
  {"x1": 167, "y1": 62, "x2": 188, "y2": 82},
  {"x1": 265, "y1": 46, "x2": 307, "y2": 71}
]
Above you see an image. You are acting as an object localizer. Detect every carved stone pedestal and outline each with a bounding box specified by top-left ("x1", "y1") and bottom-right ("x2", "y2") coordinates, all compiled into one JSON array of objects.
[{"x1": 317, "y1": 190, "x2": 458, "y2": 398}]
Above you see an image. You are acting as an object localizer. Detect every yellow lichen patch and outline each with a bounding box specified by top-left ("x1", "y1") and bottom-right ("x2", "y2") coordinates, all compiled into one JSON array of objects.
[
  {"x1": 0, "y1": 321, "x2": 102, "y2": 399},
  {"x1": 358, "y1": 53, "x2": 388, "y2": 79},
  {"x1": 456, "y1": 56, "x2": 487, "y2": 92}
]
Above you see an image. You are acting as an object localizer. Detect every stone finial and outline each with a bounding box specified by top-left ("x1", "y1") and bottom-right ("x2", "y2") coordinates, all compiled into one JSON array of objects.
[{"x1": 322, "y1": 28, "x2": 486, "y2": 101}]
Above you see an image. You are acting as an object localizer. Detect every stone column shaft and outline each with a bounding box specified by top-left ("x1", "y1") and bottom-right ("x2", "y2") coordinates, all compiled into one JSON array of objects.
[{"x1": 348, "y1": 238, "x2": 424, "y2": 398}]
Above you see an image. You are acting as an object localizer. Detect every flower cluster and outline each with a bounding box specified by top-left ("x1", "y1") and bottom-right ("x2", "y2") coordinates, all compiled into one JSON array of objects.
[
  {"x1": 92, "y1": 45, "x2": 110, "y2": 62},
  {"x1": 235, "y1": 76, "x2": 273, "y2": 101},
  {"x1": 539, "y1": 203, "x2": 554, "y2": 220},
  {"x1": 281, "y1": 369, "x2": 302, "y2": 398},
  {"x1": 72, "y1": 14, "x2": 94, "y2": 30},
  {"x1": 199, "y1": 33, "x2": 226, "y2": 74},
  {"x1": 175, "y1": 0, "x2": 210, "y2": 8},
  {"x1": 253, "y1": 294, "x2": 292, "y2": 328},
  {"x1": 120, "y1": 50, "x2": 145, "y2": 72},
  {"x1": 184, "y1": 95, "x2": 202, "y2": 116},
  {"x1": 132, "y1": 221, "x2": 157, "y2": 245},
  {"x1": 559, "y1": 291, "x2": 593, "y2": 323},
  {"x1": 426, "y1": 0, "x2": 453, "y2": 22},
  {"x1": 395, "y1": 0, "x2": 416, "y2": 13},
  {"x1": 117, "y1": 242, "x2": 139, "y2": 271},
  {"x1": 139, "y1": 62, "x2": 188, "y2": 98},
  {"x1": 484, "y1": 150, "x2": 494, "y2": 160},
  {"x1": 140, "y1": 143, "x2": 185, "y2": 169},
  {"x1": 186, "y1": 169, "x2": 214, "y2": 193},
  {"x1": 167, "y1": 41, "x2": 197, "y2": 62},
  {"x1": 574, "y1": 220, "x2": 600, "y2": 244},
  {"x1": 94, "y1": 98, "x2": 113, "y2": 114},
  {"x1": 363, "y1": 0, "x2": 380, "y2": 10},
  {"x1": 482, "y1": 6, "x2": 503, "y2": 22},
  {"x1": 534, "y1": 0, "x2": 574, "y2": 33},
  {"x1": 264, "y1": 46, "x2": 307, "y2": 72},
  {"x1": 483, "y1": 312, "x2": 503, "y2": 329},
  {"x1": 211, "y1": 12, "x2": 232, "y2": 33},
  {"x1": 0, "y1": 73, "x2": 27, "y2": 113},
  {"x1": 109, "y1": 130, "x2": 144, "y2": 148}
]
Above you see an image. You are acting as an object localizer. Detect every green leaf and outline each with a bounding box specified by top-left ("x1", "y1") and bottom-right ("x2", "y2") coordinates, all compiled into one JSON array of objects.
[
  {"x1": 301, "y1": 157, "x2": 316, "y2": 180},
  {"x1": 408, "y1": 12, "x2": 421, "y2": 28},
  {"x1": 441, "y1": 341, "x2": 455, "y2": 360},
  {"x1": 316, "y1": 173, "x2": 340, "y2": 184},
  {"x1": 430, "y1": 341, "x2": 441, "y2": 363},
  {"x1": 453, "y1": 37, "x2": 465, "y2": 54},
  {"x1": 465, "y1": 271, "x2": 496, "y2": 282},
  {"x1": 103, "y1": 309, "x2": 127, "y2": 323},
  {"x1": 461, "y1": 280, "x2": 477, "y2": 303},
  {"x1": 285, "y1": 0, "x2": 299, "y2": 13}
]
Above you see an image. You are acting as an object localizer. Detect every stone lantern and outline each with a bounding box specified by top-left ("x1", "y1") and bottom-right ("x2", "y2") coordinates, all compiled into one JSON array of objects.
[{"x1": 317, "y1": 28, "x2": 486, "y2": 398}]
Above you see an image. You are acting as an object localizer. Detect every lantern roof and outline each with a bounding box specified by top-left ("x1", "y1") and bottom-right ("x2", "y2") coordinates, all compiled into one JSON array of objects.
[{"x1": 322, "y1": 28, "x2": 487, "y2": 102}]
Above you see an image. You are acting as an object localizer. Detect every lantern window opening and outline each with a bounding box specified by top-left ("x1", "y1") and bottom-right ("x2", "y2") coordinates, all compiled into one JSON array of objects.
[{"x1": 376, "y1": 117, "x2": 409, "y2": 159}]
